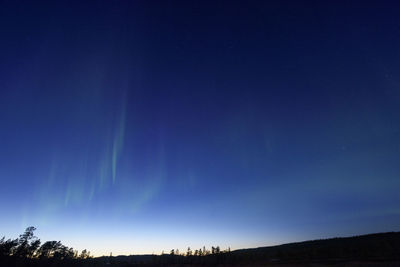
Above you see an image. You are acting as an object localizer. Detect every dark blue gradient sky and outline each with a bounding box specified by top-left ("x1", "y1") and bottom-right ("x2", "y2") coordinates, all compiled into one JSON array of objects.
[{"x1": 1, "y1": 1, "x2": 400, "y2": 256}]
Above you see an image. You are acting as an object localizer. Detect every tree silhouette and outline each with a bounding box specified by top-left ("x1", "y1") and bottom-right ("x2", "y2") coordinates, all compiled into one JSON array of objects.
[
  {"x1": 39, "y1": 241, "x2": 62, "y2": 258},
  {"x1": 0, "y1": 237, "x2": 18, "y2": 256},
  {"x1": 14, "y1": 226, "x2": 40, "y2": 258},
  {"x1": 28, "y1": 239, "x2": 41, "y2": 258},
  {"x1": 186, "y1": 247, "x2": 192, "y2": 256},
  {"x1": 79, "y1": 249, "x2": 91, "y2": 259}
]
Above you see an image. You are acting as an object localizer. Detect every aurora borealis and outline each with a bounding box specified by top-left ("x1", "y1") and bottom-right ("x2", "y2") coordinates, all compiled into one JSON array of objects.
[{"x1": 1, "y1": 1, "x2": 400, "y2": 256}]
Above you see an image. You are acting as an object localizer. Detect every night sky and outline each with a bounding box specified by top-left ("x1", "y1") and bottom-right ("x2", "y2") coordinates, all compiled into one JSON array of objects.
[{"x1": 1, "y1": 1, "x2": 400, "y2": 256}]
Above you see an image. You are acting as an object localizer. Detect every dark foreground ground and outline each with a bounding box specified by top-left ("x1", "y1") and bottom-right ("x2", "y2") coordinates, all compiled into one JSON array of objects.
[
  {"x1": 2, "y1": 259, "x2": 400, "y2": 267},
  {"x1": 1, "y1": 231, "x2": 400, "y2": 266}
]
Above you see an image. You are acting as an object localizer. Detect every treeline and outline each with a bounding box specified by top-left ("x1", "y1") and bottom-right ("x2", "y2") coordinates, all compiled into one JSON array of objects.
[
  {"x1": 103, "y1": 246, "x2": 231, "y2": 265},
  {"x1": 97, "y1": 232, "x2": 400, "y2": 266},
  {"x1": 0, "y1": 226, "x2": 92, "y2": 267},
  {"x1": 166, "y1": 245, "x2": 230, "y2": 256},
  {"x1": 2, "y1": 227, "x2": 400, "y2": 266}
]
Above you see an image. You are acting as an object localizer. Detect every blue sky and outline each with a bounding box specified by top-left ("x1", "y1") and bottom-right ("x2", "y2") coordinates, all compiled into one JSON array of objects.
[{"x1": 1, "y1": 1, "x2": 400, "y2": 256}]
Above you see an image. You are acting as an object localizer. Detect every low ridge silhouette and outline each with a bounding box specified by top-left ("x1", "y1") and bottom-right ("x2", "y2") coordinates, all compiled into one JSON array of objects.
[{"x1": 1, "y1": 227, "x2": 400, "y2": 266}]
